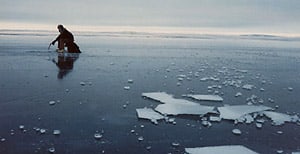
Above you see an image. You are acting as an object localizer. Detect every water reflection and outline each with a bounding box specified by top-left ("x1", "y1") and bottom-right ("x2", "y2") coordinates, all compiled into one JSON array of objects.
[{"x1": 52, "y1": 53, "x2": 80, "y2": 79}]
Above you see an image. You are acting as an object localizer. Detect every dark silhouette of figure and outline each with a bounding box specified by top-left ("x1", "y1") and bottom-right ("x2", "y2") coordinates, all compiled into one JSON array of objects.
[
  {"x1": 52, "y1": 53, "x2": 80, "y2": 79},
  {"x1": 51, "y1": 25, "x2": 81, "y2": 53}
]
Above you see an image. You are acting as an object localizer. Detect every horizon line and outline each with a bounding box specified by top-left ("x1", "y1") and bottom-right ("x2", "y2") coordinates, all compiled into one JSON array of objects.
[{"x1": 1, "y1": 21, "x2": 300, "y2": 38}]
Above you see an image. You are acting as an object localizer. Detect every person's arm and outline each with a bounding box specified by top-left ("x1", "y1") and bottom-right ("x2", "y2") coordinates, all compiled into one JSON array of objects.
[{"x1": 51, "y1": 34, "x2": 61, "y2": 45}]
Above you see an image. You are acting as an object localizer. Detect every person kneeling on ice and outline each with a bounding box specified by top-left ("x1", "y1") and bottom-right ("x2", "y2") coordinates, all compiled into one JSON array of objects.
[{"x1": 50, "y1": 24, "x2": 81, "y2": 53}]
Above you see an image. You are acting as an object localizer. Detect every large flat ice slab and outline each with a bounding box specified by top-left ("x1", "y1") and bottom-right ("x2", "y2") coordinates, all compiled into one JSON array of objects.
[
  {"x1": 136, "y1": 108, "x2": 164, "y2": 124},
  {"x1": 184, "y1": 94, "x2": 223, "y2": 102},
  {"x1": 185, "y1": 145, "x2": 258, "y2": 154},
  {"x1": 263, "y1": 111, "x2": 299, "y2": 125},
  {"x1": 155, "y1": 103, "x2": 215, "y2": 116},
  {"x1": 142, "y1": 92, "x2": 198, "y2": 105},
  {"x1": 218, "y1": 105, "x2": 272, "y2": 120}
]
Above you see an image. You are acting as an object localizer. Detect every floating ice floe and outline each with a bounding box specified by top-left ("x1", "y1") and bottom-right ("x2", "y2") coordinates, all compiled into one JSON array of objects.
[
  {"x1": 142, "y1": 92, "x2": 197, "y2": 105},
  {"x1": 218, "y1": 105, "x2": 272, "y2": 121},
  {"x1": 263, "y1": 111, "x2": 299, "y2": 125},
  {"x1": 136, "y1": 108, "x2": 164, "y2": 124},
  {"x1": 185, "y1": 145, "x2": 258, "y2": 154},
  {"x1": 183, "y1": 94, "x2": 223, "y2": 102},
  {"x1": 155, "y1": 103, "x2": 215, "y2": 116}
]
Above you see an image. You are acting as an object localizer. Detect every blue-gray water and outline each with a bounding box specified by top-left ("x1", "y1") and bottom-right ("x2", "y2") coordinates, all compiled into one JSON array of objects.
[{"x1": 0, "y1": 31, "x2": 300, "y2": 153}]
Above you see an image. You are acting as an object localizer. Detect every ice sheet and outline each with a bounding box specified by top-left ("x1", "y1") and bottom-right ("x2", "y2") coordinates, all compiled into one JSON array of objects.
[
  {"x1": 142, "y1": 92, "x2": 198, "y2": 105},
  {"x1": 263, "y1": 111, "x2": 299, "y2": 125},
  {"x1": 136, "y1": 108, "x2": 165, "y2": 124},
  {"x1": 184, "y1": 94, "x2": 223, "y2": 102},
  {"x1": 155, "y1": 103, "x2": 215, "y2": 116},
  {"x1": 185, "y1": 145, "x2": 258, "y2": 154},
  {"x1": 218, "y1": 105, "x2": 272, "y2": 120}
]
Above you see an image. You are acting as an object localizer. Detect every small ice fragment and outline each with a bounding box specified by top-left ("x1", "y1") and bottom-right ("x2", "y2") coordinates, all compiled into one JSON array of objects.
[
  {"x1": 124, "y1": 86, "x2": 130, "y2": 90},
  {"x1": 256, "y1": 123, "x2": 262, "y2": 128},
  {"x1": 40, "y1": 129, "x2": 46, "y2": 134},
  {"x1": 176, "y1": 82, "x2": 181, "y2": 86},
  {"x1": 177, "y1": 77, "x2": 184, "y2": 81},
  {"x1": 256, "y1": 119, "x2": 265, "y2": 123},
  {"x1": 138, "y1": 136, "x2": 144, "y2": 141},
  {"x1": 136, "y1": 108, "x2": 164, "y2": 124},
  {"x1": 1, "y1": 138, "x2": 6, "y2": 142},
  {"x1": 49, "y1": 101, "x2": 56, "y2": 105},
  {"x1": 19, "y1": 125, "x2": 25, "y2": 130},
  {"x1": 128, "y1": 79, "x2": 134, "y2": 83},
  {"x1": 277, "y1": 150, "x2": 284, "y2": 154},
  {"x1": 146, "y1": 146, "x2": 152, "y2": 151},
  {"x1": 80, "y1": 82, "x2": 85, "y2": 86},
  {"x1": 94, "y1": 133, "x2": 102, "y2": 140},
  {"x1": 260, "y1": 88, "x2": 265, "y2": 92},
  {"x1": 185, "y1": 145, "x2": 258, "y2": 154},
  {"x1": 184, "y1": 94, "x2": 223, "y2": 102},
  {"x1": 232, "y1": 129, "x2": 242, "y2": 135},
  {"x1": 209, "y1": 116, "x2": 221, "y2": 122},
  {"x1": 263, "y1": 111, "x2": 294, "y2": 125},
  {"x1": 130, "y1": 130, "x2": 135, "y2": 133},
  {"x1": 202, "y1": 121, "x2": 212, "y2": 127},
  {"x1": 53, "y1": 130, "x2": 61, "y2": 135},
  {"x1": 277, "y1": 131, "x2": 283, "y2": 134},
  {"x1": 123, "y1": 104, "x2": 127, "y2": 109},
  {"x1": 242, "y1": 84, "x2": 254, "y2": 90},
  {"x1": 171, "y1": 142, "x2": 180, "y2": 147},
  {"x1": 48, "y1": 147, "x2": 55, "y2": 153},
  {"x1": 140, "y1": 125, "x2": 144, "y2": 128},
  {"x1": 288, "y1": 87, "x2": 293, "y2": 91},
  {"x1": 235, "y1": 92, "x2": 242, "y2": 97}
]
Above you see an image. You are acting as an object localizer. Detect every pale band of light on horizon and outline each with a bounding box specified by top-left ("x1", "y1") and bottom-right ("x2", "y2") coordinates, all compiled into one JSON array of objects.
[{"x1": 1, "y1": 0, "x2": 300, "y2": 37}]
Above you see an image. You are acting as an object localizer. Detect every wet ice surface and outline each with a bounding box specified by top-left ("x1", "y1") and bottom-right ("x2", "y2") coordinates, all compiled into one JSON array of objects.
[
  {"x1": 185, "y1": 145, "x2": 258, "y2": 154},
  {"x1": 218, "y1": 105, "x2": 272, "y2": 120},
  {"x1": 263, "y1": 111, "x2": 299, "y2": 125},
  {"x1": 136, "y1": 108, "x2": 164, "y2": 124},
  {"x1": 1, "y1": 32, "x2": 300, "y2": 153},
  {"x1": 183, "y1": 94, "x2": 223, "y2": 102}
]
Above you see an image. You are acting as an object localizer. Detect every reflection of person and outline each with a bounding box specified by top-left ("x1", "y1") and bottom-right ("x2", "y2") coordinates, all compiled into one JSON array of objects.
[
  {"x1": 51, "y1": 25, "x2": 81, "y2": 53},
  {"x1": 52, "y1": 53, "x2": 79, "y2": 79}
]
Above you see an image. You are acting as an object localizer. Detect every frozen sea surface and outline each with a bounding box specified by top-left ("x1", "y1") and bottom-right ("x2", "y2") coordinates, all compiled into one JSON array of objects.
[{"x1": 0, "y1": 30, "x2": 300, "y2": 153}]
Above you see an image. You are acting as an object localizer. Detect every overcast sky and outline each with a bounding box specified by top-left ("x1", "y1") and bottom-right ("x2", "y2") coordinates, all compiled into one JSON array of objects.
[{"x1": 1, "y1": 0, "x2": 300, "y2": 35}]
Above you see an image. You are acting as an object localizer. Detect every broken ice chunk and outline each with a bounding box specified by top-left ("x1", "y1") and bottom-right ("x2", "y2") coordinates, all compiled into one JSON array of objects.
[
  {"x1": 127, "y1": 79, "x2": 134, "y2": 83},
  {"x1": 235, "y1": 92, "x2": 242, "y2": 97},
  {"x1": 142, "y1": 92, "x2": 198, "y2": 105},
  {"x1": 232, "y1": 129, "x2": 242, "y2": 135},
  {"x1": 155, "y1": 103, "x2": 214, "y2": 116},
  {"x1": 185, "y1": 145, "x2": 258, "y2": 154},
  {"x1": 209, "y1": 116, "x2": 221, "y2": 122},
  {"x1": 49, "y1": 101, "x2": 56, "y2": 105},
  {"x1": 218, "y1": 105, "x2": 272, "y2": 120},
  {"x1": 256, "y1": 123, "x2": 263, "y2": 128},
  {"x1": 183, "y1": 94, "x2": 223, "y2": 102},
  {"x1": 80, "y1": 82, "x2": 86, "y2": 86},
  {"x1": 136, "y1": 108, "x2": 164, "y2": 124},
  {"x1": 124, "y1": 86, "x2": 130, "y2": 90},
  {"x1": 242, "y1": 84, "x2": 254, "y2": 90},
  {"x1": 263, "y1": 111, "x2": 298, "y2": 125}
]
